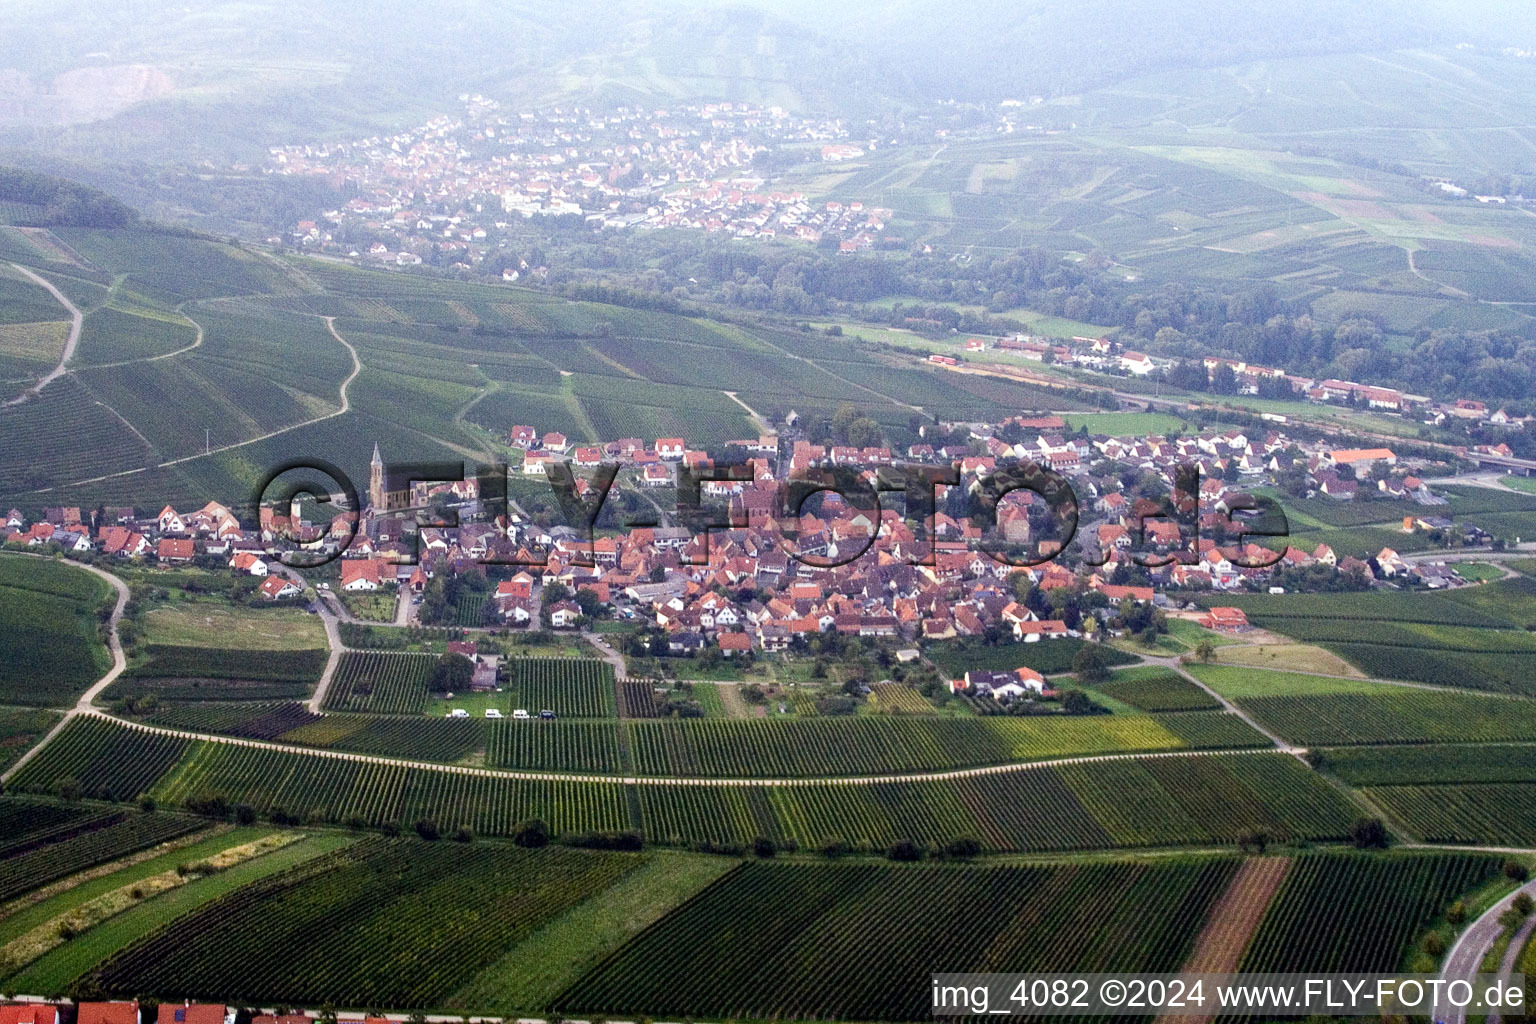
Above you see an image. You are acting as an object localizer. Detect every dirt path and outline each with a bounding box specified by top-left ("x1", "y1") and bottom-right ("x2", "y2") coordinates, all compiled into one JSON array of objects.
[
  {"x1": 0, "y1": 554, "x2": 130, "y2": 784},
  {"x1": 1164, "y1": 857, "x2": 1294, "y2": 1024},
  {"x1": 1182, "y1": 857, "x2": 1292, "y2": 973},
  {"x1": 717, "y1": 682, "x2": 752, "y2": 719},
  {"x1": 2, "y1": 263, "x2": 83, "y2": 407}
]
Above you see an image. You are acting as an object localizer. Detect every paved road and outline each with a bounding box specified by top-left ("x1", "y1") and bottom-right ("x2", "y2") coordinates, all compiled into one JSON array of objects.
[
  {"x1": 1437, "y1": 877, "x2": 1536, "y2": 1024},
  {"x1": 0, "y1": 553, "x2": 130, "y2": 784},
  {"x1": 2, "y1": 263, "x2": 83, "y2": 407}
]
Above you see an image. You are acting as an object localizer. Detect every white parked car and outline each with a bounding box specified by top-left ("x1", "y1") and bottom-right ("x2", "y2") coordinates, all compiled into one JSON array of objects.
[
  {"x1": 512, "y1": 709, "x2": 530, "y2": 720},
  {"x1": 448, "y1": 708, "x2": 469, "y2": 718},
  {"x1": 485, "y1": 709, "x2": 503, "y2": 719}
]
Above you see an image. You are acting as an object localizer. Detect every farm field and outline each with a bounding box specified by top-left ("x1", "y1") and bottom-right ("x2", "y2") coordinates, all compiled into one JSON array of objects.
[
  {"x1": 323, "y1": 651, "x2": 436, "y2": 714},
  {"x1": 555, "y1": 857, "x2": 1233, "y2": 1021},
  {"x1": 925, "y1": 638, "x2": 1138, "y2": 677},
  {"x1": 5, "y1": 831, "x2": 360, "y2": 996},
  {"x1": 1193, "y1": 579, "x2": 1536, "y2": 693},
  {"x1": 1186, "y1": 666, "x2": 1536, "y2": 747},
  {"x1": 1363, "y1": 784, "x2": 1536, "y2": 846},
  {"x1": 110, "y1": 645, "x2": 328, "y2": 704},
  {"x1": 0, "y1": 555, "x2": 113, "y2": 707},
  {"x1": 0, "y1": 803, "x2": 207, "y2": 904},
  {"x1": 6, "y1": 718, "x2": 1355, "y2": 852},
  {"x1": 142, "y1": 601, "x2": 328, "y2": 650},
  {"x1": 509, "y1": 659, "x2": 617, "y2": 718},
  {"x1": 85, "y1": 840, "x2": 650, "y2": 1008},
  {"x1": 0, "y1": 707, "x2": 61, "y2": 772},
  {"x1": 1094, "y1": 667, "x2": 1220, "y2": 712},
  {"x1": 1239, "y1": 852, "x2": 1501, "y2": 971}
]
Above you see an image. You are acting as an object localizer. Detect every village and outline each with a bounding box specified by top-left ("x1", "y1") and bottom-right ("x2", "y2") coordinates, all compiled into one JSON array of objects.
[
  {"x1": 267, "y1": 96, "x2": 896, "y2": 264},
  {"x1": 4, "y1": 388, "x2": 1510, "y2": 702}
]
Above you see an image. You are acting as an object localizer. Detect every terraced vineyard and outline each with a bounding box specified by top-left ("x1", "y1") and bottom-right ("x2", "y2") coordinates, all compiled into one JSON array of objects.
[
  {"x1": 323, "y1": 652, "x2": 436, "y2": 714},
  {"x1": 87, "y1": 840, "x2": 648, "y2": 1008},
  {"x1": 511, "y1": 658, "x2": 616, "y2": 718},
  {"x1": 556, "y1": 857, "x2": 1239, "y2": 1021},
  {"x1": 1240, "y1": 852, "x2": 1500, "y2": 971}
]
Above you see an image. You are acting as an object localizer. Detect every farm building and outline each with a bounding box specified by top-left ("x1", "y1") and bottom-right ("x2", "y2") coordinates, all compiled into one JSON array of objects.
[{"x1": 1198, "y1": 607, "x2": 1250, "y2": 632}]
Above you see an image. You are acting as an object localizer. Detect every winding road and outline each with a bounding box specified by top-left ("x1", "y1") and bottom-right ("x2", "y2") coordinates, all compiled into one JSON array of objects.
[
  {"x1": 2, "y1": 263, "x2": 83, "y2": 407},
  {"x1": 1436, "y1": 876, "x2": 1536, "y2": 1024}
]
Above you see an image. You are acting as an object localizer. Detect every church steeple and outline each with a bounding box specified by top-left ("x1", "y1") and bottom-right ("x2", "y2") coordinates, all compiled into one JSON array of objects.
[{"x1": 368, "y1": 442, "x2": 384, "y2": 512}]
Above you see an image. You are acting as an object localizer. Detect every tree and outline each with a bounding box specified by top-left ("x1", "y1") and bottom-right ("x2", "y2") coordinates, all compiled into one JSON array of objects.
[
  {"x1": 513, "y1": 818, "x2": 552, "y2": 848},
  {"x1": 1504, "y1": 859, "x2": 1530, "y2": 882},
  {"x1": 414, "y1": 819, "x2": 441, "y2": 841},
  {"x1": 429, "y1": 652, "x2": 474, "y2": 693},
  {"x1": 1348, "y1": 817, "x2": 1389, "y2": 849},
  {"x1": 1072, "y1": 643, "x2": 1112, "y2": 684},
  {"x1": 1237, "y1": 829, "x2": 1270, "y2": 854},
  {"x1": 886, "y1": 839, "x2": 926, "y2": 862},
  {"x1": 752, "y1": 836, "x2": 778, "y2": 858},
  {"x1": 1194, "y1": 639, "x2": 1216, "y2": 663}
]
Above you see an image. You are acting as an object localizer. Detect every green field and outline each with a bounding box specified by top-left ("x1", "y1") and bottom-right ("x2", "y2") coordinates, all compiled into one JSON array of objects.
[
  {"x1": 8, "y1": 717, "x2": 1355, "y2": 852},
  {"x1": 0, "y1": 555, "x2": 112, "y2": 707}
]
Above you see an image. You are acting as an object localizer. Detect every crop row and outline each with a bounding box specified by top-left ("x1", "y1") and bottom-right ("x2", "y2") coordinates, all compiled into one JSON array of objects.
[
  {"x1": 324, "y1": 652, "x2": 436, "y2": 714},
  {"x1": 9, "y1": 721, "x2": 1358, "y2": 853},
  {"x1": 1320, "y1": 744, "x2": 1536, "y2": 786},
  {"x1": 8, "y1": 716, "x2": 191, "y2": 801},
  {"x1": 88, "y1": 840, "x2": 644, "y2": 1008},
  {"x1": 0, "y1": 806, "x2": 205, "y2": 903},
  {"x1": 1241, "y1": 852, "x2": 1500, "y2": 972},
  {"x1": 1235, "y1": 692, "x2": 1536, "y2": 746},
  {"x1": 555, "y1": 858, "x2": 1238, "y2": 1021}
]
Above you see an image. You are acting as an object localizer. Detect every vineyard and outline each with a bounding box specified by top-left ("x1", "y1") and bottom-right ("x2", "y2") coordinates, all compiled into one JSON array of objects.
[
  {"x1": 555, "y1": 857, "x2": 1238, "y2": 1021},
  {"x1": 616, "y1": 680, "x2": 662, "y2": 718},
  {"x1": 111, "y1": 645, "x2": 326, "y2": 703},
  {"x1": 1363, "y1": 785, "x2": 1536, "y2": 845},
  {"x1": 0, "y1": 554, "x2": 111, "y2": 707},
  {"x1": 622, "y1": 715, "x2": 1194, "y2": 777},
  {"x1": 510, "y1": 658, "x2": 616, "y2": 718},
  {"x1": 0, "y1": 707, "x2": 61, "y2": 772},
  {"x1": 1321, "y1": 743, "x2": 1536, "y2": 785},
  {"x1": 0, "y1": 801, "x2": 205, "y2": 903},
  {"x1": 1096, "y1": 669, "x2": 1221, "y2": 712},
  {"x1": 6, "y1": 720, "x2": 1356, "y2": 852},
  {"x1": 1240, "y1": 852, "x2": 1499, "y2": 971},
  {"x1": 1233, "y1": 691, "x2": 1536, "y2": 746},
  {"x1": 323, "y1": 652, "x2": 436, "y2": 714},
  {"x1": 8, "y1": 716, "x2": 191, "y2": 801},
  {"x1": 486, "y1": 720, "x2": 623, "y2": 773},
  {"x1": 87, "y1": 840, "x2": 649, "y2": 1008}
]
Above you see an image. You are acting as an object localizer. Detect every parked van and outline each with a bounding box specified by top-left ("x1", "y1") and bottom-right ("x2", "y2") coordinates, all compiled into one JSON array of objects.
[
  {"x1": 539, "y1": 709, "x2": 556, "y2": 720},
  {"x1": 512, "y1": 709, "x2": 530, "y2": 720},
  {"x1": 485, "y1": 709, "x2": 503, "y2": 719},
  {"x1": 448, "y1": 709, "x2": 469, "y2": 718}
]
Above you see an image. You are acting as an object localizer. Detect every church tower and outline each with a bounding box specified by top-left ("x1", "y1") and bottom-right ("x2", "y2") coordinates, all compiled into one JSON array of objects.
[{"x1": 368, "y1": 443, "x2": 384, "y2": 512}]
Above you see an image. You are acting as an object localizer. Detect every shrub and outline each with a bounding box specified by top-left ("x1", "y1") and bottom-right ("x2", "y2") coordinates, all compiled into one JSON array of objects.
[{"x1": 414, "y1": 819, "x2": 441, "y2": 841}]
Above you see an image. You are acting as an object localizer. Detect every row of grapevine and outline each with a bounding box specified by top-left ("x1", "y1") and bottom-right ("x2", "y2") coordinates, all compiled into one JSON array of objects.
[
  {"x1": 0, "y1": 806, "x2": 205, "y2": 902},
  {"x1": 7, "y1": 720, "x2": 1356, "y2": 852},
  {"x1": 88, "y1": 840, "x2": 645, "y2": 1008},
  {"x1": 512, "y1": 658, "x2": 616, "y2": 718},
  {"x1": 485, "y1": 720, "x2": 622, "y2": 773},
  {"x1": 1241, "y1": 852, "x2": 1500, "y2": 972},
  {"x1": 1236, "y1": 692, "x2": 1536, "y2": 746},
  {"x1": 623, "y1": 715, "x2": 1190, "y2": 777},
  {"x1": 555, "y1": 858, "x2": 1238, "y2": 1021},
  {"x1": 8, "y1": 716, "x2": 190, "y2": 801},
  {"x1": 324, "y1": 652, "x2": 436, "y2": 714}
]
